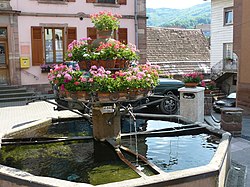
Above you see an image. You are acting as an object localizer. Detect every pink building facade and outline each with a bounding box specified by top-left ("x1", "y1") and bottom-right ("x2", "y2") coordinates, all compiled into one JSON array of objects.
[{"x1": 0, "y1": 0, "x2": 146, "y2": 93}]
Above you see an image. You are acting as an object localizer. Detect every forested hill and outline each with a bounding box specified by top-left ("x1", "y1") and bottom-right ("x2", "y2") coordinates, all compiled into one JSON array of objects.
[{"x1": 147, "y1": 2, "x2": 211, "y2": 29}]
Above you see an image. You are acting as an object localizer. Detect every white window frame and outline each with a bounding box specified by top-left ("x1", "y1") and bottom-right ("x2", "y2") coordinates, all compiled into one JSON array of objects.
[
  {"x1": 223, "y1": 43, "x2": 233, "y2": 60},
  {"x1": 224, "y1": 8, "x2": 233, "y2": 26}
]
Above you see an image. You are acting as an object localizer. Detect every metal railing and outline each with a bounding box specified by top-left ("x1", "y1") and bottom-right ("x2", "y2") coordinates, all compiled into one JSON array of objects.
[
  {"x1": 223, "y1": 59, "x2": 237, "y2": 72},
  {"x1": 211, "y1": 59, "x2": 237, "y2": 80}
]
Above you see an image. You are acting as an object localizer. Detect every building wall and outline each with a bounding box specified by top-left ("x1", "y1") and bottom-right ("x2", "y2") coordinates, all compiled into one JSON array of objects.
[
  {"x1": 8, "y1": 0, "x2": 146, "y2": 88},
  {"x1": 0, "y1": 1, "x2": 21, "y2": 85},
  {"x1": 136, "y1": 0, "x2": 147, "y2": 63},
  {"x1": 234, "y1": 0, "x2": 250, "y2": 114},
  {"x1": 17, "y1": 16, "x2": 135, "y2": 85},
  {"x1": 210, "y1": 0, "x2": 233, "y2": 68},
  {"x1": 10, "y1": 0, "x2": 134, "y2": 15}
]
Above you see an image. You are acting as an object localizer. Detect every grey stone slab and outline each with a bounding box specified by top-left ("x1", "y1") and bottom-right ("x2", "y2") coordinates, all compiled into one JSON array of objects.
[
  {"x1": 242, "y1": 116, "x2": 250, "y2": 139},
  {"x1": 231, "y1": 147, "x2": 250, "y2": 165},
  {"x1": 226, "y1": 161, "x2": 246, "y2": 187},
  {"x1": 231, "y1": 140, "x2": 250, "y2": 152}
]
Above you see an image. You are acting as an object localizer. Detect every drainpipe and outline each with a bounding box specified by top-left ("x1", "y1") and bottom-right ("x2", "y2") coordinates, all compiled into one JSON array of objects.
[{"x1": 134, "y1": 0, "x2": 139, "y2": 48}]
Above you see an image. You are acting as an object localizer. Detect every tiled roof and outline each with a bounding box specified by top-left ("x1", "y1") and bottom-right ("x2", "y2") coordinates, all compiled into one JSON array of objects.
[
  {"x1": 151, "y1": 61, "x2": 211, "y2": 76},
  {"x1": 147, "y1": 27, "x2": 210, "y2": 62}
]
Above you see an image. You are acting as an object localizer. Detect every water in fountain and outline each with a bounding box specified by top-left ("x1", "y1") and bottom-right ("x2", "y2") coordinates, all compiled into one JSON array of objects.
[
  {"x1": 127, "y1": 105, "x2": 144, "y2": 171},
  {"x1": 0, "y1": 117, "x2": 220, "y2": 185}
]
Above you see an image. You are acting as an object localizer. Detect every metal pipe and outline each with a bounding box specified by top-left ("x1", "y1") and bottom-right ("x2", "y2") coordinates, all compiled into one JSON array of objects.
[
  {"x1": 1, "y1": 136, "x2": 93, "y2": 146},
  {"x1": 27, "y1": 97, "x2": 91, "y2": 122}
]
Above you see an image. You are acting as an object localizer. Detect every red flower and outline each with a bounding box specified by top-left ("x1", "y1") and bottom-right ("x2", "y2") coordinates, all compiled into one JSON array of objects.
[{"x1": 74, "y1": 81, "x2": 80, "y2": 86}]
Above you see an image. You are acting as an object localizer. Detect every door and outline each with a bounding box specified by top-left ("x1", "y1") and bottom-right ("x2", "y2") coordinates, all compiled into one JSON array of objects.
[
  {"x1": 0, "y1": 41, "x2": 9, "y2": 84},
  {"x1": 0, "y1": 27, "x2": 9, "y2": 84}
]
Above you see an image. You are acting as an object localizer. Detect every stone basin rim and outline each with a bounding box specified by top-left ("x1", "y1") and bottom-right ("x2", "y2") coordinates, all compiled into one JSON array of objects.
[{"x1": 0, "y1": 115, "x2": 231, "y2": 187}]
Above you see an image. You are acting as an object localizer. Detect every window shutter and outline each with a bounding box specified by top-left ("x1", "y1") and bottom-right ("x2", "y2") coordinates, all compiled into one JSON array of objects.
[
  {"x1": 31, "y1": 26, "x2": 44, "y2": 66},
  {"x1": 118, "y1": 0, "x2": 126, "y2": 5},
  {"x1": 118, "y1": 28, "x2": 127, "y2": 44},
  {"x1": 67, "y1": 27, "x2": 77, "y2": 47},
  {"x1": 67, "y1": 0, "x2": 76, "y2": 2},
  {"x1": 113, "y1": 29, "x2": 117, "y2": 40},
  {"x1": 87, "y1": 27, "x2": 97, "y2": 44},
  {"x1": 86, "y1": 0, "x2": 96, "y2": 3}
]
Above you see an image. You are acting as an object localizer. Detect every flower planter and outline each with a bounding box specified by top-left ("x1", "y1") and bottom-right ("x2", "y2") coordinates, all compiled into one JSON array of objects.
[
  {"x1": 97, "y1": 30, "x2": 113, "y2": 39},
  {"x1": 41, "y1": 68, "x2": 51, "y2": 73},
  {"x1": 118, "y1": 91, "x2": 129, "y2": 101},
  {"x1": 204, "y1": 89, "x2": 211, "y2": 95},
  {"x1": 90, "y1": 60, "x2": 99, "y2": 67},
  {"x1": 61, "y1": 91, "x2": 90, "y2": 102},
  {"x1": 49, "y1": 62, "x2": 159, "y2": 104},
  {"x1": 97, "y1": 92, "x2": 119, "y2": 102},
  {"x1": 185, "y1": 82, "x2": 198, "y2": 88},
  {"x1": 128, "y1": 89, "x2": 145, "y2": 100},
  {"x1": 98, "y1": 59, "x2": 115, "y2": 68},
  {"x1": 58, "y1": 89, "x2": 66, "y2": 97},
  {"x1": 65, "y1": 90, "x2": 71, "y2": 99},
  {"x1": 115, "y1": 59, "x2": 128, "y2": 69},
  {"x1": 76, "y1": 91, "x2": 90, "y2": 101},
  {"x1": 78, "y1": 61, "x2": 88, "y2": 70}
]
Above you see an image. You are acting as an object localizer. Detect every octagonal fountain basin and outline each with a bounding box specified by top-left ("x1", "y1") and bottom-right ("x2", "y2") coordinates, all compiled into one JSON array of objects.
[{"x1": 0, "y1": 114, "x2": 231, "y2": 187}]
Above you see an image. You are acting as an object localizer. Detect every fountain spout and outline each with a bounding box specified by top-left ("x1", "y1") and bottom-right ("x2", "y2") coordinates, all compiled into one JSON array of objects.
[{"x1": 125, "y1": 104, "x2": 136, "y2": 121}]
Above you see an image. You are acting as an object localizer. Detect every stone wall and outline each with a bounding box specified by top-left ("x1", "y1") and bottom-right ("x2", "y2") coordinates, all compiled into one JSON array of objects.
[
  {"x1": 237, "y1": 83, "x2": 250, "y2": 115},
  {"x1": 221, "y1": 107, "x2": 243, "y2": 136},
  {"x1": 204, "y1": 95, "x2": 213, "y2": 115}
]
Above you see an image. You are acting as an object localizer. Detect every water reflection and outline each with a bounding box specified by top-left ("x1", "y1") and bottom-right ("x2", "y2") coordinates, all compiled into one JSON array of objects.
[{"x1": 0, "y1": 117, "x2": 219, "y2": 185}]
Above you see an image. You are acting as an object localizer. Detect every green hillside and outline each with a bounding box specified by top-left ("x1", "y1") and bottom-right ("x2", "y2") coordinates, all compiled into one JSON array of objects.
[{"x1": 147, "y1": 2, "x2": 211, "y2": 29}]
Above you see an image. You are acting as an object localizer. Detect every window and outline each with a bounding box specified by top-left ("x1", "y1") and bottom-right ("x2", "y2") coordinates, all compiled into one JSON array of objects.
[
  {"x1": 31, "y1": 27, "x2": 76, "y2": 66},
  {"x1": 38, "y1": 0, "x2": 65, "y2": 2},
  {"x1": 223, "y1": 43, "x2": 233, "y2": 60},
  {"x1": 224, "y1": 8, "x2": 233, "y2": 25},
  {"x1": 86, "y1": 0, "x2": 126, "y2": 5},
  {"x1": 0, "y1": 43, "x2": 7, "y2": 65},
  {"x1": 45, "y1": 28, "x2": 64, "y2": 64},
  {"x1": 0, "y1": 28, "x2": 7, "y2": 37},
  {"x1": 0, "y1": 28, "x2": 8, "y2": 66},
  {"x1": 37, "y1": 0, "x2": 75, "y2": 4},
  {"x1": 97, "y1": 0, "x2": 116, "y2": 3}
]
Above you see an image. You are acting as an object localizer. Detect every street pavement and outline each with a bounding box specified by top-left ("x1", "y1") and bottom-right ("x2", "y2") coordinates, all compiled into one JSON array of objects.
[
  {"x1": 0, "y1": 101, "x2": 250, "y2": 186},
  {"x1": 0, "y1": 100, "x2": 80, "y2": 135}
]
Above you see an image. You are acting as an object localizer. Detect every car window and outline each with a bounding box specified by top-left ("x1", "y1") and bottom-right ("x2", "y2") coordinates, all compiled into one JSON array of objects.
[{"x1": 227, "y1": 93, "x2": 236, "y2": 99}]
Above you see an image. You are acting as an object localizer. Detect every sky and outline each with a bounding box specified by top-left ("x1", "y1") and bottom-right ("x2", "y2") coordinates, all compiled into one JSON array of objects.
[{"x1": 146, "y1": 0, "x2": 211, "y2": 9}]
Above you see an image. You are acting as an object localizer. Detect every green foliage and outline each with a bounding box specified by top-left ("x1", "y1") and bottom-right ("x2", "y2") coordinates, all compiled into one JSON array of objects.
[
  {"x1": 182, "y1": 72, "x2": 204, "y2": 83},
  {"x1": 90, "y1": 11, "x2": 121, "y2": 31},
  {"x1": 147, "y1": 2, "x2": 211, "y2": 29}
]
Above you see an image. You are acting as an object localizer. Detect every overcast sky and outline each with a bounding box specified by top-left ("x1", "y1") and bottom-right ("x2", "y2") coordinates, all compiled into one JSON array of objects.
[{"x1": 146, "y1": 0, "x2": 211, "y2": 9}]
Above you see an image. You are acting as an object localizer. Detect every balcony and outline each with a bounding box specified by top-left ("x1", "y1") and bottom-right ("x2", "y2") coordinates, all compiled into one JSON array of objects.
[
  {"x1": 211, "y1": 58, "x2": 238, "y2": 81},
  {"x1": 223, "y1": 59, "x2": 237, "y2": 72}
]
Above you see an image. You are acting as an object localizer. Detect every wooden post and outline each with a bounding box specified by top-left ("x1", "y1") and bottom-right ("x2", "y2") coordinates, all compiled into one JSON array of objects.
[{"x1": 92, "y1": 104, "x2": 121, "y2": 142}]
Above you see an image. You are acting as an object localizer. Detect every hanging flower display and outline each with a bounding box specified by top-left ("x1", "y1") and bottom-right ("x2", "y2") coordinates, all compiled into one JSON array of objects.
[{"x1": 90, "y1": 11, "x2": 122, "y2": 31}]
